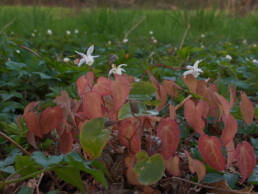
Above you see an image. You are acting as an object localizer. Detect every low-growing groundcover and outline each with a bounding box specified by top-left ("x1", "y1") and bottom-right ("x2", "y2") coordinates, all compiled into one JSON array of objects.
[{"x1": 0, "y1": 6, "x2": 258, "y2": 194}]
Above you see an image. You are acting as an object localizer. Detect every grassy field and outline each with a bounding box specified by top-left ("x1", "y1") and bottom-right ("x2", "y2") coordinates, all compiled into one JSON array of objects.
[{"x1": 0, "y1": 6, "x2": 258, "y2": 45}]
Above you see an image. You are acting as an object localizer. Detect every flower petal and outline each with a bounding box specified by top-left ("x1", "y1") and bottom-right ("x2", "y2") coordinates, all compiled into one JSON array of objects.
[
  {"x1": 183, "y1": 70, "x2": 195, "y2": 77},
  {"x1": 87, "y1": 45, "x2": 94, "y2": 56}
]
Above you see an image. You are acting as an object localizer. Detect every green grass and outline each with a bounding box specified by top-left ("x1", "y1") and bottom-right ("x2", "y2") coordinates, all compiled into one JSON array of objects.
[{"x1": 0, "y1": 6, "x2": 258, "y2": 45}]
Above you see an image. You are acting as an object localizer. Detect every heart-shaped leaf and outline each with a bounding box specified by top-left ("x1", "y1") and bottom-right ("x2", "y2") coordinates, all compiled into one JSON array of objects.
[
  {"x1": 82, "y1": 91, "x2": 103, "y2": 119},
  {"x1": 165, "y1": 155, "x2": 180, "y2": 176},
  {"x1": 198, "y1": 135, "x2": 225, "y2": 171},
  {"x1": 25, "y1": 111, "x2": 42, "y2": 138},
  {"x1": 59, "y1": 130, "x2": 73, "y2": 154},
  {"x1": 92, "y1": 76, "x2": 112, "y2": 96},
  {"x1": 40, "y1": 106, "x2": 63, "y2": 134},
  {"x1": 134, "y1": 151, "x2": 165, "y2": 185},
  {"x1": 235, "y1": 141, "x2": 256, "y2": 184},
  {"x1": 221, "y1": 114, "x2": 238, "y2": 146},
  {"x1": 80, "y1": 118, "x2": 110, "y2": 159},
  {"x1": 157, "y1": 118, "x2": 180, "y2": 160},
  {"x1": 240, "y1": 92, "x2": 254, "y2": 126}
]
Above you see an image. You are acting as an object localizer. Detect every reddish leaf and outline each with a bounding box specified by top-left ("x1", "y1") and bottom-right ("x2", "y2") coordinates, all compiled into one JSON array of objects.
[
  {"x1": 225, "y1": 140, "x2": 235, "y2": 169},
  {"x1": 196, "y1": 80, "x2": 208, "y2": 97},
  {"x1": 111, "y1": 75, "x2": 130, "y2": 111},
  {"x1": 182, "y1": 74, "x2": 197, "y2": 93},
  {"x1": 85, "y1": 71, "x2": 95, "y2": 88},
  {"x1": 186, "y1": 151, "x2": 206, "y2": 182},
  {"x1": 198, "y1": 135, "x2": 226, "y2": 171},
  {"x1": 235, "y1": 141, "x2": 256, "y2": 184},
  {"x1": 221, "y1": 114, "x2": 238, "y2": 146},
  {"x1": 229, "y1": 85, "x2": 236, "y2": 109},
  {"x1": 157, "y1": 118, "x2": 180, "y2": 160},
  {"x1": 92, "y1": 77, "x2": 112, "y2": 96},
  {"x1": 76, "y1": 75, "x2": 90, "y2": 97},
  {"x1": 240, "y1": 92, "x2": 254, "y2": 126},
  {"x1": 184, "y1": 99, "x2": 205, "y2": 135},
  {"x1": 24, "y1": 111, "x2": 42, "y2": 138},
  {"x1": 59, "y1": 130, "x2": 73, "y2": 154},
  {"x1": 147, "y1": 70, "x2": 160, "y2": 90},
  {"x1": 24, "y1": 101, "x2": 40, "y2": 114},
  {"x1": 156, "y1": 85, "x2": 167, "y2": 111},
  {"x1": 165, "y1": 155, "x2": 180, "y2": 176},
  {"x1": 39, "y1": 106, "x2": 63, "y2": 134},
  {"x1": 203, "y1": 85, "x2": 219, "y2": 118},
  {"x1": 162, "y1": 80, "x2": 180, "y2": 99},
  {"x1": 169, "y1": 104, "x2": 176, "y2": 120},
  {"x1": 214, "y1": 93, "x2": 231, "y2": 117},
  {"x1": 26, "y1": 130, "x2": 38, "y2": 149},
  {"x1": 82, "y1": 91, "x2": 103, "y2": 119},
  {"x1": 118, "y1": 119, "x2": 140, "y2": 154}
]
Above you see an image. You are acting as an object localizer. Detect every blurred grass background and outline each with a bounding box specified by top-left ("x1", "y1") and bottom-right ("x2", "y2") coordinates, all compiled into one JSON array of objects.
[{"x1": 0, "y1": 6, "x2": 257, "y2": 45}]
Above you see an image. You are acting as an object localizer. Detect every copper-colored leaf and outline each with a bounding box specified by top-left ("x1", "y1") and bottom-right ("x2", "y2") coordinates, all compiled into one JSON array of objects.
[
  {"x1": 184, "y1": 99, "x2": 205, "y2": 135},
  {"x1": 203, "y1": 85, "x2": 219, "y2": 118},
  {"x1": 221, "y1": 114, "x2": 238, "y2": 146},
  {"x1": 126, "y1": 167, "x2": 140, "y2": 185},
  {"x1": 26, "y1": 130, "x2": 38, "y2": 149},
  {"x1": 92, "y1": 76, "x2": 112, "y2": 96},
  {"x1": 165, "y1": 155, "x2": 180, "y2": 176},
  {"x1": 82, "y1": 91, "x2": 103, "y2": 119},
  {"x1": 229, "y1": 85, "x2": 236, "y2": 109},
  {"x1": 162, "y1": 80, "x2": 180, "y2": 99},
  {"x1": 24, "y1": 101, "x2": 40, "y2": 114},
  {"x1": 39, "y1": 106, "x2": 63, "y2": 134},
  {"x1": 198, "y1": 135, "x2": 225, "y2": 171},
  {"x1": 186, "y1": 151, "x2": 206, "y2": 182},
  {"x1": 225, "y1": 140, "x2": 235, "y2": 169},
  {"x1": 24, "y1": 111, "x2": 42, "y2": 138},
  {"x1": 76, "y1": 75, "x2": 90, "y2": 97},
  {"x1": 157, "y1": 118, "x2": 180, "y2": 160},
  {"x1": 156, "y1": 85, "x2": 167, "y2": 111},
  {"x1": 59, "y1": 130, "x2": 73, "y2": 154},
  {"x1": 118, "y1": 119, "x2": 140, "y2": 154},
  {"x1": 182, "y1": 74, "x2": 197, "y2": 93},
  {"x1": 235, "y1": 141, "x2": 256, "y2": 184},
  {"x1": 111, "y1": 75, "x2": 130, "y2": 111},
  {"x1": 214, "y1": 93, "x2": 231, "y2": 117},
  {"x1": 240, "y1": 92, "x2": 254, "y2": 126}
]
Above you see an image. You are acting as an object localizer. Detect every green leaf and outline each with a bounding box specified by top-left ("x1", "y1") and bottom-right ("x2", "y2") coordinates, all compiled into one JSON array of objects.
[
  {"x1": 248, "y1": 165, "x2": 258, "y2": 185},
  {"x1": 68, "y1": 157, "x2": 108, "y2": 189},
  {"x1": 134, "y1": 151, "x2": 165, "y2": 185},
  {"x1": 0, "y1": 166, "x2": 15, "y2": 174},
  {"x1": 54, "y1": 166, "x2": 85, "y2": 193},
  {"x1": 118, "y1": 102, "x2": 132, "y2": 120},
  {"x1": 31, "y1": 152, "x2": 63, "y2": 168},
  {"x1": 0, "y1": 148, "x2": 21, "y2": 168},
  {"x1": 202, "y1": 173, "x2": 224, "y2": 183},
  {"x1": 46, "y1": 191, "x2": 59, "y2": 194},
  {"x1": 18, "y1": 185, "x2": 33, "y2": 194},
  {"x1": 130, "y1": 81, "x2": 156, "y2": 95},
  {"x1": 80, "y1": 118, "x2": 110, "y2": 159},
  {"x1": 15, "y1": 155, "x2": 40, "y2": 176},
  {"x1": 223, "y1": 173, "x2": 239, "y2": 189}
]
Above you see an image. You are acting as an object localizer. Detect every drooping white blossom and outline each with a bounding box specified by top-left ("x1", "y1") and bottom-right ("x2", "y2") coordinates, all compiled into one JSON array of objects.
[
  {"x1": 108, "y1": 64, "x2": 127, "y2": 76},
  {"x1": 183, "y1": 60, "x2": 203, "y2": 78},
  {"x1": 75, "y1": 45, "x2": 98, "y2": 67}
]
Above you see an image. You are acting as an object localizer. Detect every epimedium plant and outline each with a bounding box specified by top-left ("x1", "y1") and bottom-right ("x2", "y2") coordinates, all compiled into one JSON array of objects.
[{"x1": 2, "y1": 47, "x2": 257, "y2": 192}]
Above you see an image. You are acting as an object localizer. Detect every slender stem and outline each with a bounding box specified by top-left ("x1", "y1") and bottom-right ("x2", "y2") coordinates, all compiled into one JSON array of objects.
[
  {"x1": 175, "y1": 95, "x2": 192, "y2": 111},
  {"x1": 0, "y1": 18, "x2": 16, "y2": 34},
  {"x1": 162, "y1": 176, "x2": 252, "y2": 194},
  {"x1": 0, "y1": 131, "x2": 31, "y2": 156},
  {"x1": 20, "y1": 45, "x2": 41, "y2": 58},
  {"x1": 124, "y1": 16, "x2": 146, "y2": 39},
  {"x1": 179, "y1": 24, "x2": 191, "y2": 50}
]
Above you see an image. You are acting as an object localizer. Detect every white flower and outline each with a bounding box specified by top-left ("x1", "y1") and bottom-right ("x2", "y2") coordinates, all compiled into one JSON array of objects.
[
  {"x1": 63, "y1": 57, "x2": 70, "y2": 63},
  {"x1": 31, "y1": 33, "x2": 35, "y2": 37},
  {"x1": 74, "y1": 29, "x2": 79, "y2": 34},
  {"x1": 66, "y1": 30, "x2": 71, "y2": 36},
  {"x1": 242, "y1": 39, "x2": 247, "y2": 44},
  {"x1": 153, "y1": 39, "x2": 158, "y2": 44},
  {"x1": 201, "y1": 45, "x2": 205, "y2": 48},
  {"x1": 122, "y1": 38, "x2": 128, "y2": 43},
  {"x1": 201, "y1": 34, "x2": 205, "y2": 38},
  {"x1": 75, "y1": 45, "x2": 98, "y2": 67},
  {"x1": 253, "y1": 59, "x2": 257, "y2": 63},
  {"x1": 149, "y1": 31, "x2": 153, "y2": 35},
  {"x1": 47, "y1": 29, "x2": 52, "y2": 35},
  {"x1": 225, "y1": 55, "x2": 232, "y2": 60},
  {"x1": 107, "y1": 40, "x2": 112, "y2": 45},
  {"x1": 16, "y1": 49, "x2": 20, "y2": 54},
  {"x1": 253, "y1": 44, "x2": 257, "y2": 48},
  {"x1": 183, "y1": 60, "x2": 203, "y2": 78},
  {"x1": 109, "y1": 64, "x2": 127, "y2": 76}
]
